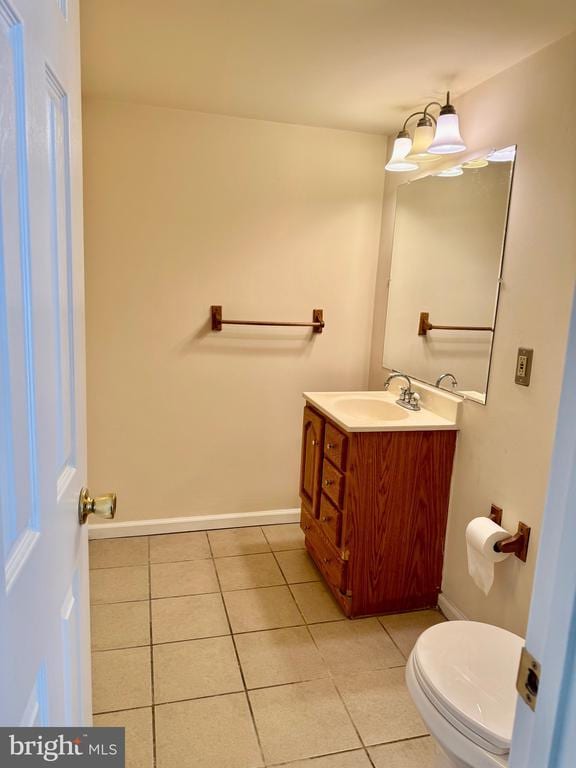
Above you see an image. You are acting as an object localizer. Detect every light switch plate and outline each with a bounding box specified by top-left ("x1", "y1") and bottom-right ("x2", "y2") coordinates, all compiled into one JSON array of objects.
[{"x1": 515, "y1": 348, "x2": 533, "y2": 386}]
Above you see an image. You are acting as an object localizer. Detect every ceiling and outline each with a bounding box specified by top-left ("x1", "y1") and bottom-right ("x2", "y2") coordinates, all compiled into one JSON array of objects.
[{"x1": 80, "y1": 0, "x2": 576, "y2": 134}]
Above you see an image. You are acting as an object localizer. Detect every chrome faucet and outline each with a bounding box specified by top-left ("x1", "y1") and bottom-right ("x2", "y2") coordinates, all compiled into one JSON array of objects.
[
  {"x1": 383, "y1": 373, "x2": 421, "y2": 411},
  {"x1": 436, "y1": 372, "x2": 458, "y2": 390}
]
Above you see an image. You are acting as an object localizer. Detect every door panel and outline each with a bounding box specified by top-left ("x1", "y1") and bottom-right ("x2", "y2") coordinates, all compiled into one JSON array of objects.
[
  {"x1": 47, "y1": 65, "x2": 77, "y2": 492},
  {"x1": 0, "y1": 0, "x2": 39, "y2": 590},
  {"x1": 299, "y1": 406, "x2": 324, "y2": 517},
  {"x1": 0, "y1": 0, "x2": 90, "y2": 726}
]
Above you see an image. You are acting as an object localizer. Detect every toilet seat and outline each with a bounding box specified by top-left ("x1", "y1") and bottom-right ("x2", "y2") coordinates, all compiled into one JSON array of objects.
[{"x1": 412, "y1": 621, "x2": 524, "y2": 755}]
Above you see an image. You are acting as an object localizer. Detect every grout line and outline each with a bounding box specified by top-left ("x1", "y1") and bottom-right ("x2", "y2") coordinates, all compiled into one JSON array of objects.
[
  {"x1": 89, "y1": 562, "x2": 150, "y2": 572},
  {"x1": 285, "y1": 582, "x2": 312, "y2": 626},
  {"x1": 147, "y1": 537, "x2": 158, "y2": 768},
  {"x1": 93, "y1": 704, "x2": 156, "y2": 717},
  {"x1": 207, "y1": 529, "x2": 267, "y2": 767},
  {"x1": 150, "y1": 631, "x2": 232, "y2": 648},
  {"x1": 91, "y1": 641, "x2": 155, "y2": 653},
  {"x1": 91, "y1": 598, "x2": 150, "y2": 607},
  {"x1": 269, "y1": 549, "x2": 288, "y2": 587},
  {"x1": 369, "y1": 733, "x2": 432, "y2": 748},
  {"x1": 330, "y1": 674, "x2": 369, "y2": 752},
  {"x1": 88, "y1": 562, "x2": 148, "y2": 573},
  {"x1": 364, "y1": 745, "x2": 378, "y2": 767},
  {"x1": 153, "y1": 686, "x2": 246, "y2": 709},
  {"x1": 376, "y1": 618, "x2": 410, "y2": 661},
  {"x1": 264, "y1": 745, "x2": 372, "y2": 767},
  {"x1": 218, "y1": 581, "x2": 287, "y2": 593},
  {"x1": 223, "y1": 582, "x2": 303, "y2": 595}
]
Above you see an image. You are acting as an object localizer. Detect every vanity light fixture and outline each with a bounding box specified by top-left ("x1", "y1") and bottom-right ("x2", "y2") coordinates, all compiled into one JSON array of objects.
[
  {"x1": 385, "y1": 91, "x2": 467, "y2": 173},
  {"x1": 385, "y1": 130, "x2": 419, "y2": 172},
  {"x1": 405, "y1": 115, "x2": 437, "y2": 164},
  {"x1": 427, "y1": 92, "x2": 467, "y2": 155}
]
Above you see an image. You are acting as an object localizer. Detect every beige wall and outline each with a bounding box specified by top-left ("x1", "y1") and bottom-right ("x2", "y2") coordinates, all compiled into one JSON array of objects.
[
  {"x1": 83, "y1": 98, "x2": 387, "y2": 521},
  {"x1": 370, "y1": 32, "x2": 576, "y2": 635},
  {"x1": 383, "y1": 163, "x2": 511, "y2": 394}
]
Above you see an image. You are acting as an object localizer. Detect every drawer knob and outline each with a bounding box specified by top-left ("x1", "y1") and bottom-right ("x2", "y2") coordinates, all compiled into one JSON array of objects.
[
  {"x1": 327, "y1": 442, "x2": 336, "y2": 449},
  {"x1": 321, "y1": 516, "x2": 332, "y2": 523},
  {"x1": 311, "y1": 439, "x2": 318, "y2": 446},
  {"x1": 324, "y1": 479, "x2": 334, "y2": 486},
  {"x1": 322, "y1": 557, "x2": 331, "y2": 564}
]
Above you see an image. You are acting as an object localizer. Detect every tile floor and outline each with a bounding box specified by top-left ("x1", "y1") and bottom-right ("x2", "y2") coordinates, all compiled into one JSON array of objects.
[{"x1": 89, "y1": 524, "x2": 445, "y2": 768}]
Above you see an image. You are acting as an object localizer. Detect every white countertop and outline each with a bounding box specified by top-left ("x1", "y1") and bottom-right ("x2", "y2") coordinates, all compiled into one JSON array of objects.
[{"x1": 303, "y1": 387, "x2": 460, "y2": 433}]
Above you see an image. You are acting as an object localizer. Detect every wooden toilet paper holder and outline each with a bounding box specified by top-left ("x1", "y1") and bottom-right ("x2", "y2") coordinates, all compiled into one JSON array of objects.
[{"x1": 489, "y1": 505, "x2": 531, "y2": 562}]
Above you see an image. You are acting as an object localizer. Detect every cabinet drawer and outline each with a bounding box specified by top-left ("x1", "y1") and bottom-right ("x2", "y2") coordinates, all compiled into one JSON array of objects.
[
  {"x1": 321, "y1": 459, "x2": 345, "y2": 509},
  {"x1": 304, "y1": 518, "x2": 347, "y2": 594},
  {"x1": 318, "y1": 493, "x2": 342, "y2": 548},
  {"x1": 324, "y1": 423, "x2": 348, "y2": 471}
]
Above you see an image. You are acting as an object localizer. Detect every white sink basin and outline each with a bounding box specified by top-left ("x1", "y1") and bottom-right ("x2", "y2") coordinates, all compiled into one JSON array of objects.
[
  {"x1": 302, "y1": 388, "x2": 460, "y2": 432},
  {"x1": 334, "y1": 397, "x2": 409, "y2": 421}
]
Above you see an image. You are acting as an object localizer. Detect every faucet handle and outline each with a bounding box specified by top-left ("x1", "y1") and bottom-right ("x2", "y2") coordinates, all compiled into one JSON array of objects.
[{"x1": 399, "y1": 386, "x2": 408, "y2": 401}]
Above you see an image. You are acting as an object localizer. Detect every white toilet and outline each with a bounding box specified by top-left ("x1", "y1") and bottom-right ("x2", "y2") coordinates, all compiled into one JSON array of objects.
[{"x1": 406, "y1": 620, "x2": 524, "y2": 768}]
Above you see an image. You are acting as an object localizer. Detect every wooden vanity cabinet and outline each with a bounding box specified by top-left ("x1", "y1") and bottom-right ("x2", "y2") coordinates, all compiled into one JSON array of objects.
[{"x1": 299, "y1": 404, "x2": 457, "y2": 617}]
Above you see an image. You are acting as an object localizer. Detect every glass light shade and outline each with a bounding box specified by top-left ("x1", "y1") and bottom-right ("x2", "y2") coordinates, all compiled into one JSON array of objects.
[
  {"x1": 462, "y1": 158, "x2": 489, "y2": 169},
  {"x1": 385, "y1": 136, "x2": 419, "y2": 172},
  {"x1": 436, "y1": 165, "x2": 463, "y2": 177},
  {"x1": 405, "y1": 124, "x2": 435, "y2": 162},
  {"x1": 487, "y1": 145, "x2": 516, "y2": 163},
  {"x1": 427, "y1": 113, "x2": 467, "y2": 154}
]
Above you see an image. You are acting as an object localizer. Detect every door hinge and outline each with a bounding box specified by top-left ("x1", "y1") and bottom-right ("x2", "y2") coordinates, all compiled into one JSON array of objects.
[{"x1": 516, "y1": 646, "x2": 541, "y2": 711}]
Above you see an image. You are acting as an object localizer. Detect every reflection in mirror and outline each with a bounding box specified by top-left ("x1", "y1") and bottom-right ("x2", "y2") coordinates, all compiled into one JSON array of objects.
[{"x1": 382, "y1": 147, "x2": 516, "y2": 404}]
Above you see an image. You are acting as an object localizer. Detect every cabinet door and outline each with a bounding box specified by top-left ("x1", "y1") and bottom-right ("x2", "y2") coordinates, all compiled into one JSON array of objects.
[{"x1": 299, "y1": 407, "x2": 324, "y2": 517}]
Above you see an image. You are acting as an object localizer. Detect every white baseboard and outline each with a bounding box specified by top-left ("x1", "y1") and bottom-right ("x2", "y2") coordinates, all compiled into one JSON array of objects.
[
  {"x1": 88, "y1": 508, "x2": 301, "y2": 539},
  {"x1": 438, "y1": 593, "x2": 469, "y2": 621}
]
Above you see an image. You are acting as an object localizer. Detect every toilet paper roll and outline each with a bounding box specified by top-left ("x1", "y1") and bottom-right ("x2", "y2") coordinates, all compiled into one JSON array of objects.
[{"x1": 465, "y1": 517, "x2": 510, "y2": 595}]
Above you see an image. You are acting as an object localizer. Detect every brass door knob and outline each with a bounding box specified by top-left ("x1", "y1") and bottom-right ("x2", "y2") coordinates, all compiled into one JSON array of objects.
[{"x1": 78, "y1": 488, "x2": 117, "y2": 525}]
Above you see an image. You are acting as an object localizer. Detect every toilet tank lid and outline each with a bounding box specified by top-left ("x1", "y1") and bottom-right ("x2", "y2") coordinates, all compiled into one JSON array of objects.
[{"x1": 413, "y1": 621, "x2": 524, "y2": 752}]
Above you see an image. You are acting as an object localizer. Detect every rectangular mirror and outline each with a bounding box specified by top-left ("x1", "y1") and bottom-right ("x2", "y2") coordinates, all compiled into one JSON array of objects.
[{"x1": 382, "y1": 147, "x2": 516, "y2": 404}]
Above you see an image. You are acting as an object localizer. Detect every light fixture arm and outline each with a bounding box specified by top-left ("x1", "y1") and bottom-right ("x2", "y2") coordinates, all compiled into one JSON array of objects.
[
  {"x1": 423, "y1": 101, "x2": 442, "y2": 121},
  {"x1": 401, "y1": 110, "x2": 437, "y2": 132}
]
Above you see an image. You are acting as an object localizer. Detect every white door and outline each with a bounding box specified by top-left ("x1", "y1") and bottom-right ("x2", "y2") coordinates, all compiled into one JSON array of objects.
[
  {"x1": 0, "y1": 0, "x2": 92, "y2": 726},
  {"x1": 510, "y1": 288, "x2": 576, "y2": 767}
]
